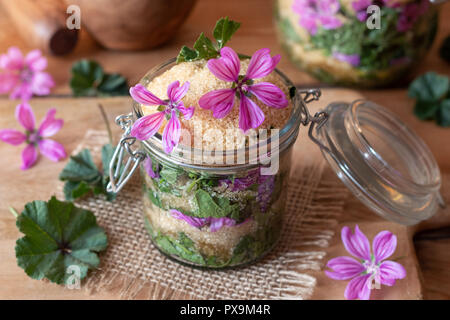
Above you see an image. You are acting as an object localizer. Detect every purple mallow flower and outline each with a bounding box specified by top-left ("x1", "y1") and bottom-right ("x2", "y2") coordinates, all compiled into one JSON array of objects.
[
  {"x1": 333, "y1": 52, "x2": 361, "y2": 67},
  {"x1": 144, "y1": 156, "x2": 159, "y2": 178},
  {"x1": 221, "y1": 169, "x2": 275, "y2": 212},
  {"x1": 352, "y1": 0, "x2": 373, "y2": 21},
  {"x1": 396, "y1": 0, "x2": 429, "y2": 32},
  {"x1": 0, "y1": 102, "x2": 66, "y2": 170},
  {"x1": 292, "y1": 0, "x2": 343, "y2": 35},
  {"x1": 0, "y1": 47, "x2": 54, "y2": 101},
  {"x1": 325, "y1": 225, "x2": 406, "y2": 300},
  {"x1": 129, "y1": 81, "x2": 194, "y2": 154},
  {"x1": 257, "y1": 174, "x2": 275, "y2": 212},
  {"x1": 199, "y1": 47, "x2": 288, "y2": 133},
  {"x1": 170, "y1": 209, "x2": 238, "y2": 232}
]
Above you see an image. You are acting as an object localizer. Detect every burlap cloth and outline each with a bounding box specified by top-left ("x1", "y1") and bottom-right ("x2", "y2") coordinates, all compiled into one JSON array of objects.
[{"x1": 59, "y1": 129, "x2": 348, "y2": 299}]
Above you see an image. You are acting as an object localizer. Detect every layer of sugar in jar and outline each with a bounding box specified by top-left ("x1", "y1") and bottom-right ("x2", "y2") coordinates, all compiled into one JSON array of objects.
[{"x1": 140, "y1": 59, "x2": 293, "y2": 150}]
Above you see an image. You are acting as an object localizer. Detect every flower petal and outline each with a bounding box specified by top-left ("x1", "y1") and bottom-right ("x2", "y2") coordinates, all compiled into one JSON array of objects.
[
  {"x1": 170, "y1": 209, "x2": 208, "y2": 229},
  {"x1": 0, "y1": 47, "x2": 24, "y2": 70},
  {"x1": 143, "y1": 156, "x2": 158, "y2": 179},
  {"x1": 30, "y1": 72, "x2": 54, "y2": 96},
  {"x1": 325, "y1": 256, "x2": 365, "y2": 280},
  {"x1": 15, "y1": 102, "x2": 35, "y2": 131},
  {"x1": 207, "y1": 47, "x2": 240, "y2": 82},
  {"x1": 10, "y1": 82, "x2": 33, "y2": 101},
  {"x1": 0, "y1": 129, "x2": 26, "y2": 145},
  {"x1": 178, "y1": 105, "x2": 195, "y2": 120},
  {"x1": 246, "y1": 48, "x2": 279, "y2": 80},
  {"x1": 199, "y1": 88, "x2": 235, "y2": 119},
  {"x1": 25, "y1": 49, "x2": 47, "y2": 72},
  {"x1": 38, "y1": 108, "x2": 63, "y2": 137},
  {"x1": 379, "y1": 260, "x2": 406, "y2": 286},
  {"x1": 130, "y1": 84, "x2": 166, "y2": 106},
  {"x1": 130, "y1": 112, "x2": 165, "y2": 141},
  {"x1": 248, "y1": 82, "x2": 288, "y2": 109},
  {"x1": 344, "y1": 274, "x2": 372, "y2": 300},
  {"x1": 341, "y1": 225, "x2": 371, "y2": 261},
  {"x1": 162, "y1": 111, "x2": 181, "y2": 154},
  {"x1": 209, "y1": 217, "x2": 236, "y2": 232},
  {"x1": 0, "y1": 72, "x2": 19, "y2": 94},
  {"x1": 21, "y1": 144, "x2": 38, "y2": 170},
  {"x1": 239, "y1": 94, "x2": 265, "y2": 133},
  {"x1": 167, "y1": 80, "x2": 190, "y2": 103},
  {"x1": 373, "y1": 230, "x2": 398, "y2": 263},
  {"x1": 38, "y1": 139, "x2": 66, "y2": 162}
]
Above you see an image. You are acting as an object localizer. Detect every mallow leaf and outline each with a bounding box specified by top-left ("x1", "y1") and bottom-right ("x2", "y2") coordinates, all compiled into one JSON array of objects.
[
  {"x1": 213, "y1": 17, "x2": 241, "y2": 49},
  {"x1": 176, "y1": 17, "x2": 241, "y2": 63},
  {"x1": 59, "y1": 145, "x2": 116, "y2": 201},
  {"x1": 15, "y1": 196, "x2": 108, "y2": 285},
  {"x1": 70, "y1": 59, "x2": 129, "y2": 97},
  {"x1": 408, "y1": 72, "x2": 449, "y2": 102},
  {"x1": 408, "y1": 72, "x2": 450, "y2": 126}
]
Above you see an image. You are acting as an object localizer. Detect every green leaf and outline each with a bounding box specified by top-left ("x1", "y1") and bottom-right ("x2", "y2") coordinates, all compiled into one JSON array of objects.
[
  {"x1": 176, "y1": 17, "x2": 241, "y2": 64},
  {"x1": 148, "y1": 190, "x2": 162, "y2": 208},
  {"x1": 59, "y1": 147, "x2": 116, "y2": 201},
  {"x1": 154, "y1": 232, "x2": 204, "y2": 265},
  {"x1": 414, "y1": 100, "x2": 440, "y2": 120},
  {"x1": 213, "y1": 17, "x2": 241, "y2": 49},
  {"x1": 97, "y1": 73, "x2": 129, "y2": 96},
  {"x1": 437, "y1": 99, "x2": 450, "y2": 127},
  {"x1": 193, "y1": 189, "x2": 239, "y2": 219},
  {"x1": 408, "y1": 72, "x2": 449, "y2": 102},
  {"x1": 193, "y1": 33, "x2": 218, "y2": 60},
  {"x1": 59, "y1": 149, "x2": 101, "y2": 183},
  {"x1": 176, "y1": 46, "x2": 199, "y2": 63},
  {"x1": 159, "y1": 168, "x2": 179, "y2": 184},
  {"x1": 70, "y1": 59, "x2": 129, "y2": 97},
  {"x1": 15, "y1": 197, "x2": 108, "y2": 285}
]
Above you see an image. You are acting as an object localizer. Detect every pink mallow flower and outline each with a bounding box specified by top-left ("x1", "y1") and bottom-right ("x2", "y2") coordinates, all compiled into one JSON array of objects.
[
  {"x1": 170, "y1": 209, "x2": 241, "y2": 232},
  {"x1": 292, "y1": 0, "x2": 343, "y2": 35},
  {"x1": 129, "y1": 81, "x2": 194, "y2": 154},
  {"x1": 199, "y1": 47, "x2": 288, "y2": 133},
  {"x1": 352, "y1": 0, "x2": 373, "y2": 21},
  {"x1": 0, "y1": 102, "x2": 66, "y2": 170},
  {"x1": 325, "y1": 225, "x2": 406, "y2": 300},
  {"x1": 0, "y1": 47, "x2": 54, "y2": 101}
]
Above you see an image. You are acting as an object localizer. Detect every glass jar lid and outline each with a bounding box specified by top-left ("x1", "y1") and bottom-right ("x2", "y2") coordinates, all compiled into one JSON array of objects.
[{"x1": 312, "y1": 99, "x2": 445, "y2": 226}]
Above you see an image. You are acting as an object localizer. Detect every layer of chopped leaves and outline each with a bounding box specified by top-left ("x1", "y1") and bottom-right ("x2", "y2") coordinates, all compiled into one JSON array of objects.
[
  {"x1": 15, "y1": 196, "x2": 108, "y2": 285},
  {"x1": 408, "y1": 72, "x2": 450, "y2": 127},
  {"x1": 70, "y1": 60, "x2": 129, "y2": 97},
  {"x1": 59, "y1": 144, "x2": 116, "y2": 201},
  {"x1": 177, "y1": 17, "x2": 241, "y2": 63}
]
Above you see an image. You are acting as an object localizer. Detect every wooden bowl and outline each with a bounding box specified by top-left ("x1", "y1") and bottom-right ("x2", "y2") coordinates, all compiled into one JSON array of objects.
[{"x1": 65, "y1": 0, "x2": 197, "y2": 50}]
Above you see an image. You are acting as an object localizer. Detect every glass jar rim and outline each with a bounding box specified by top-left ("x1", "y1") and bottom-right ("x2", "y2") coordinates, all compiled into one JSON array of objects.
[{"x1": 133, "y1": 57, "x2": 305, "y2": 173}]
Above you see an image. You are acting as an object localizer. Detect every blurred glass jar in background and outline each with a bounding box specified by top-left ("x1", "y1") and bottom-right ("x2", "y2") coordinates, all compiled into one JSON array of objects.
[{"x1": 274, "y1": 0, "x2": 439, "y2": 88}]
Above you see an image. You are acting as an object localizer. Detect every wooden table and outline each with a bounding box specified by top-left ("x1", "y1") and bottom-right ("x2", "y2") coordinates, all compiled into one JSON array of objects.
[{"x1": 0, "y1": 0, "x2": 449, "y2": 300}]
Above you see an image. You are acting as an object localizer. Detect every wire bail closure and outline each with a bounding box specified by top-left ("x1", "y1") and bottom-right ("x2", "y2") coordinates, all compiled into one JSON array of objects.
[
  {"x1": 298, "y1": 89, "x2": 333, "y2": 156},
  {"x1": 106, "y1": 114, "x2": 146, "y2": 193}
]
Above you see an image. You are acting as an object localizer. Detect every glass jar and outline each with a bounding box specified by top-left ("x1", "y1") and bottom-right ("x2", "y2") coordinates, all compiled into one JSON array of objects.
[
  {"x1": 274, "y1": 0, "x2": 439, "y2": 88},
  {"x1": 108, "y1": 59, "x2": 444, "y2": 269},
  {"x1": 109, "y1": 58, "x2": 308, "y2": 268}
]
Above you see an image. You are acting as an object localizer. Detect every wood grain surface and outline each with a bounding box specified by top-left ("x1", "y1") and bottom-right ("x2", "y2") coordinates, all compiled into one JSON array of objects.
[{"x1": 0, "y1": 0, "x2": 449, "y2": 300}]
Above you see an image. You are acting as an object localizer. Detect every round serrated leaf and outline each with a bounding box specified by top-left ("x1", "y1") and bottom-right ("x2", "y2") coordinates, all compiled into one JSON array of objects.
[{"x1": 15, "y1": 197, "x2": 107, "y2": 285}]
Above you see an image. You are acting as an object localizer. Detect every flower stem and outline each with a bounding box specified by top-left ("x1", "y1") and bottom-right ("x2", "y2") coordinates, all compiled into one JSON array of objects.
[
  {"x1": 8, "y1": 207, "x2": 19, "y2": 218},
  {"x1": 97, "y1": 103, "x2": 113, "y2": 145}
]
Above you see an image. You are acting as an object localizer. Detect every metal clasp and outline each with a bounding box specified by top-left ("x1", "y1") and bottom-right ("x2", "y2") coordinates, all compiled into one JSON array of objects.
[
  {"x1": 106, "y1": 114, "x2": 145, "y2": 193},
  {"x1": 299, "y1": 89, "x2": 332, "y2": 155}
]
